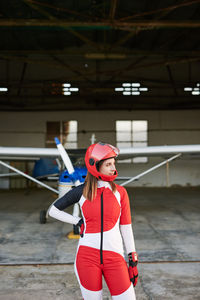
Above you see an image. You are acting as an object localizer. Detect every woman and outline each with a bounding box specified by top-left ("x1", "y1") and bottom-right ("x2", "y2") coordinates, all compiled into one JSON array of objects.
[{"x1": 49, "y1": 142, "x2": 138, "y2": 299}]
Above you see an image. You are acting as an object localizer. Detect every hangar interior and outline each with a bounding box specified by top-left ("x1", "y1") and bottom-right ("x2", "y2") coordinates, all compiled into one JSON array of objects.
[{"x1": 0, "y1": 1, "x2": 200, "y2": 300}]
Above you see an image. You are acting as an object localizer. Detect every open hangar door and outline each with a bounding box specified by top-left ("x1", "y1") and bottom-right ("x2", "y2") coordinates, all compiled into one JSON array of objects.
[{"x1": 0, "y1": 2, "x2": 200, "y2": 300}]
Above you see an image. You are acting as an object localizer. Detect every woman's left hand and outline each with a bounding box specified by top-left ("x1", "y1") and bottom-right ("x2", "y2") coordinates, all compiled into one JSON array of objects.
[
  {"x1": 128, "y1": 252, "x2": 138, "y2": 287},
  {"x1": 77, "y1": 218, "x2": 84, "y2": 237}
]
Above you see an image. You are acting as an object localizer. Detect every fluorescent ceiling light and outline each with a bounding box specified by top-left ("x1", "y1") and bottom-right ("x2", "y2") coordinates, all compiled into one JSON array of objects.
[
  {"x1": 123, "y1": 91, "x2": 131, "y2": 95},
  {"x1": 62, "y1": 83, "x2": 71, "y2": 87},
  {"x1": 122, "y1": 83, "x2": 131, "y2": 87},
  {"x1": 0, "y1": 87, "x2": 8, "y2": 92},
  {"x1": 69, "y1": 88, "x2": 79, "y2": 92},
  {"x1": 115, "y1": 83, "x2": 147, "y2": 95},
  {"x1": 62, "y1": 83, "x2": 79, "y2": 95},
  {"x1": 184, "y1": 87, "x2": 192, "y2": 91},
  {"x1": 115, "y1": 88, "x2": 123, "y2": 91},
  {"x1": 192, "y1": 91, "x2": 200, "y2": 95},
  {"x1": 184, "y1": 83, "x2": 200, "y2": 95}
]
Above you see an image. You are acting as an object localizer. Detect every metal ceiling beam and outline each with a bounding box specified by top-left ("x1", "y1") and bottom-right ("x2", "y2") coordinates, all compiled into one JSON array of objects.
[
  {"x1": 0, "y1": 78, "x2": 196, "y2": 89},
  {"x1": 110, "y1": 1, "x2": 199, "y2": 49},
  {"x1": 110, "y1": 1, "x2": 186, "y2": 49},
  {"x1": 59, "y1": 56, "x2": 200, "y2": 80},
  {"x1": 0, "y1": 95, "x2": 199, "y2": 111},
  {"x1": 25, "y1": 0, "x2": 96, "y2": 21},
  {"x1": 1, "y1": 54, "x2": 199, "y2": 83},
  {"x1": 109, "y1": 0, "x2": 118, "y2": 20},
  {"x1": 132, "y1": 57, "x2": 200, "y2": 70},
  {"x1": 0, "y1": 95, "x2": 196, "y2": 101},
  {"x1": 66, "y1": 28, "x2": 101, "y2": 50},
  {"x1": 0, "y1": 54, "x2": 93, "y2": 82},
  {"x1": 109, "y1": 31, "x2": 139, "y2": 49},
  {"x1": 1, "y1": 76, "x2": 195, "y2": 87},
  {"x1": 166, "y1": 65, "x2": 178, "y2": 97},
  {"x1": 110, "y1": 0, "x2": 152, "y2": 50},
  {"x1": 1, "y1": 50, "x2": 200, "y2": 57},
  {"x1": 1, "y1": 19, "x2": 200, "y2": 29},
  {"x1": 50, "y1": 55, "x2": 92, "y2": 83},
  {"x1": 17, "y1": 62, "x2": 27, "y2": 96},
  {"x1": 0, "y1": 84, "x2": 191, "y2": 91},
  {"x1": 118, "y1": 0, "x2": 200, "y2": 21},
  {"x1": 107, "y1": 56, "x2": 147, "y2": 82},
  {"x1": 23, "y1": 0, "x2": 56, "y2": 20},
  {"x1": 24, "y1": 1, "x2": 100, "y2": 50},
  {"x1": 92, "y1": 57, "x2": 200, "y2": 78}
]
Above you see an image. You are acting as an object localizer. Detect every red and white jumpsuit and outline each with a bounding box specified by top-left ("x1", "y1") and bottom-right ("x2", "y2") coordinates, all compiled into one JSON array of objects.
[{"x1": 49, "y1": 180, "x2": 137, "y2": 300}]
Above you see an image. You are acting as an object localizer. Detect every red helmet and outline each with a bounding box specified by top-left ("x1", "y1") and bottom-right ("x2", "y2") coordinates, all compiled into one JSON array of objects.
[{"x1": 85, "y1": 142, "x2": 119, "y2": 181}]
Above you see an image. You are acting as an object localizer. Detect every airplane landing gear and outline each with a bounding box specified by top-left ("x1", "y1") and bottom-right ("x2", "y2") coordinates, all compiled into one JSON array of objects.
[{"x1": 40, "y1": 210, "x2": 47, "y2": 224}]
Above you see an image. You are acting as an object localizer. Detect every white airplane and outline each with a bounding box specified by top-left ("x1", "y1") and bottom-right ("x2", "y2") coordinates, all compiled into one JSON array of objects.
[
  {"x1": 1, "y1": 143, "x2": 200, "y2": 189},
  {"x1": 0, "y1": 142, "x2": 200, "y2": 227}
]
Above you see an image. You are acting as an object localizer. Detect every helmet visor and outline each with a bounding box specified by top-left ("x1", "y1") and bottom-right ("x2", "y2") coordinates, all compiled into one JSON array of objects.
[{"x1": 91, "y1": 143, "x2": 119, "y2": 161}]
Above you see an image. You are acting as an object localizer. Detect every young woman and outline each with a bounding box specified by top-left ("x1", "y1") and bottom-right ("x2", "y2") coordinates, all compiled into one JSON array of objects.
[{"x1": 49, "y1": 142, "x2": 138, "y2": 299}]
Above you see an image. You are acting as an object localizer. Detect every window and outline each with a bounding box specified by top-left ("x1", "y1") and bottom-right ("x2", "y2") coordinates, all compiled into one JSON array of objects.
[
  {"x1": 116, "y1": 120, "x2": 148, "y2": 163},
  {"x1": 46, "y1": 121, "x2": 77, "y2": 149}
]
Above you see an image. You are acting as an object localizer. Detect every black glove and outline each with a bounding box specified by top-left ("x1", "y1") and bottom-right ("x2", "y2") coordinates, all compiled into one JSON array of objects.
[
  {"x1": 77, "y1": 218, "x2": 84, "y2": 237},
  {"x1": 128, "y1": 252, "x2": 138, "y2": 287}
]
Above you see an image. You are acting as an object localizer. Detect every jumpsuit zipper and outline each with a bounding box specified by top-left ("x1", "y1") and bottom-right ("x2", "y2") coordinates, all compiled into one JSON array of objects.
[{"x1": 100, "y1": 191, "x2": 103, "y2": 264}]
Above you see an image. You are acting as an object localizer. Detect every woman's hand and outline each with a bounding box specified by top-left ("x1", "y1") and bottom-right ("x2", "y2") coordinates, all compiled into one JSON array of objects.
[
  {"x1": 128, "y1": 252, "x2": 138, "y2": 287},
  {"x1": 77, "y1": 218, "x2": 84, "y2": 237}
]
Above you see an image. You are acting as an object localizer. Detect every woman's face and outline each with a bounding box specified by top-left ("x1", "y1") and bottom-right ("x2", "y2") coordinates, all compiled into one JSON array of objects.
[{"x1": 99, "y1": 158, "x2": 116, "y2": 176}]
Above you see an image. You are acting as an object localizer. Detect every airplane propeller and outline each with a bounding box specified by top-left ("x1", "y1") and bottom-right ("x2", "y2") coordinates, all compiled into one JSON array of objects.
[
  {"x1": 40, "y1": 138, "x2": 81, "y2": 236},
  {"x1": 54, "y1": 137, "x2": 81, "y2": 186}
]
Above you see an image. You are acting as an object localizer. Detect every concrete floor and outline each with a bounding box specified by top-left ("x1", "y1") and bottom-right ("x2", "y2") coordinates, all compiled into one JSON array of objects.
[{"x1": 0, "y1": 187, "x2": 200, "y2": 299}]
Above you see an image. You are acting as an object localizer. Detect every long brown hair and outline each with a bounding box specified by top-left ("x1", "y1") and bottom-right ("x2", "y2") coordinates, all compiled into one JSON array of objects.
[{"x1": 83, "y1": 172, "x2": 117, "y2": 201}]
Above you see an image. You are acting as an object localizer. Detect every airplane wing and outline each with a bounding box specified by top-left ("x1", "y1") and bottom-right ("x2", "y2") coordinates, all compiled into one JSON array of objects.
[
  {"x1": 0, "y1": 145, "x2": 200, "y2": 161},
  {"x1": 0, "y1": 147, "x2": 86, "y2": 161},
  {"x1": 118, "y1": 145, "x2": 200, "y2": 159},
  {"x1": 0, "y1": 144, "x2": 200, "y2": 196},
  {"x1": 0, "y1": 147, "x2": 59, "y2": 160}
]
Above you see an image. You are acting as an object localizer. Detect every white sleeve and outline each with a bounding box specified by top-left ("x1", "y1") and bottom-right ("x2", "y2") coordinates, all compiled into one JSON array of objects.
[
  {"x1": 120, "y1": 224, "x2": 136, "y2": 254},
  {"x1": 48, "y1": 205, "x2": 81, "y2": 225}
]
